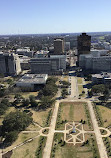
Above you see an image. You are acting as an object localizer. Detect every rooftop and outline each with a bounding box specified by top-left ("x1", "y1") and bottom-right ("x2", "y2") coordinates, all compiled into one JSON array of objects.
[
  {"x1": 17, "y1": 74, "x2": 48, "y2": 84},
  {"x1": 92, "y1": 72, "x2": 111, "y2": 79}
]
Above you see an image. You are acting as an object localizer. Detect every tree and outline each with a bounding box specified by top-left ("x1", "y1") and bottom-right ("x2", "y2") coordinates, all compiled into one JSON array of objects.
[
  {"x1": 14, "y1": 93, "x2": 23, "y2": 104},
  {"x1": 0, "y1": 99, "x2": 9, "y2": 115},
  {"x1": 86, "y1": 74, "x2": 92, "y2": 81},
  {"x1": 7, "y1": 78, "x2": 13, "y2": 85},
  {"x1": 61, "y1": 88, "x2": 68, "y2": 98},
  {"x1": 4, "y1": 131, "x2": 18, "y2": 146},
  {"x1": 40, "y1": 96, "x2": 55, "y2": 110},
  {"x1": 2, "y1": 111, "x2": 33, "y2": 135},
  {"x1": 46, "y1": 77, "x2": 58, "y2": 84},
  {"x1": 0, "y1": 88, "x2": 5, "y2": 97},
  {"x1": 1, "y1": 98, "x2": 10, "y2": 106},
  {"x1": 43, "y1": 84, "x2": 57, "y2": 96},
  {"x1": 61, "y1": 81, "x2": 71, "y2": 88},
  {"x1": 92, "y1": 84, "x2": 105, "y2": 94},
  {"x1": 29, "y1": 95, "x2": 38, "y2": 107},
  {"x1": 30, "y1": 100, "x2": 38, "y2": 108},
  {"x1": 22, "y1": 99, "x2": 30, "y2": 107},
  {"x1": 39, "y1": 80, "x2": 58, "y2": 98},
  {"x1": 29, "y1": 95, "x2": 35, "y2": 102},
  {"x1": 88, "y1": 90, "x2": 93, "y2": 97},
  {"x1": 82, "y1": 91, "x2": 85, "y2": 94}
]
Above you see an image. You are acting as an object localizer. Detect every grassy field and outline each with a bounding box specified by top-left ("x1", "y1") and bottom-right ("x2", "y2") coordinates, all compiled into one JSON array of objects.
[
  {"x1": 1, "y1": 103, "x2": 52, "y2": 156},
  {"x1": 85, "y1": 81, "x2": 92, "y2": 84},
  {"x1": 20, "y1": 92, "x2": 38, "y2": 99},
  {"x1": 2, "y1": 107, "x2": 50, "y2": 156},
  {"x1": 97, "y1": 105, "x2": 111, "y2": 128},
  {"x1": 56, "y1": 75, "x2": 69, "y2": 85},
  {"x1": 56, "y1": 102, "x2": 93, "y2": 131},
  {"x1": 3, "y1": 132, "x2": 39, "y2": 153},
  {"x1": 78, "y1": 85, "x2": 85, "y2": 97},
  {"x1": 98, "y1": 106, "x2": 111, "y2": 127},
  {"x1": 30, "y1": 108, "x2": 52, "y2": 127},
  {"x1": 77, "y1": 77, "x2": 83, "y2": 84},
  {"x1": 11, "y1": 136, "x2": 40, "y2": 158},
  {"x1": 63, "y1": 76, "x2": 68, "y2": 82},
  {"x1": 9, "y1": 91, "x2": 38, "y2": 99},
  {"x1": 95, "y1": 105, "x2": 111, "y2": 129},
  {"x1": 51, "y1": 133, "x2": 100, "y2": 158}
]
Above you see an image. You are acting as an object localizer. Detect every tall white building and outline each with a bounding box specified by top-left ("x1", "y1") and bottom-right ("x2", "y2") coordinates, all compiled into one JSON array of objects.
[{"x1": 0, "y1": 52, "x2": 21, "y2": 76}]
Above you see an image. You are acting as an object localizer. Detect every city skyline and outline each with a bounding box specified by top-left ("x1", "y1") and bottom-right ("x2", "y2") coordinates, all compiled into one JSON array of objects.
[{"x1": 0, "y1": 0, "x2": 111, "y2": 35}]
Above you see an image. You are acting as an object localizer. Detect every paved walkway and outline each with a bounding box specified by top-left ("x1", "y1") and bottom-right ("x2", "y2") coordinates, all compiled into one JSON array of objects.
[
  {"x1": 87, "y1": 101, "x2": 108, "y2": 158},
  {"x1": 43, "y1": 101, "x2": 59, "y2": 158},
  {"x1": 55, "y1": 121, "x2": 95, "y2": 145},
  {"x1": 0, "y1": 151, "x2": 2, "y2": 158},
  {"x1": 70, "y1": 75, "x2": 79, "y2": 99}
]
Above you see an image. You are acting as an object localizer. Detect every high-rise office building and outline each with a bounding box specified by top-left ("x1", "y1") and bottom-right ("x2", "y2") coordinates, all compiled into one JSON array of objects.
[
  {"x1": 54, "y1": 37, "x2": 65, "y2": 54},
  {"x1": 0, "y1": 52, "x2": 21, "y2": 76},
  {"x1": 77, "y1": 33, "x2": 91, "y2": 61}
]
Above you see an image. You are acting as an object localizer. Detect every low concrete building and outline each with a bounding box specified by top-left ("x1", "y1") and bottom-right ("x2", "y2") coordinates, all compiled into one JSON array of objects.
[
  {"x1": 16, "y1": 48, "x2": 34, "y2": 57},
  {"x1": 91, "y1": 49, "x2": 108, "y2": 57},
  {"x1": 92, "y1": 72, "x2": 111, "y2": 84},
  {"x1": 34, "y1": 50, "x2": 49, "y2": 58},
  {"x1": 16, "y1": 74, "x2": 48, "y2": 91}
]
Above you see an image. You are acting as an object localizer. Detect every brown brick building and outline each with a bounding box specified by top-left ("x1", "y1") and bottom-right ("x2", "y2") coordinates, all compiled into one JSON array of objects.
[
  {"x1": 54, "y1": 37, "x2": 65, "y2": 54},
  {"x1": 77, "y1": 33, "x2": 91, "y2": 61}
]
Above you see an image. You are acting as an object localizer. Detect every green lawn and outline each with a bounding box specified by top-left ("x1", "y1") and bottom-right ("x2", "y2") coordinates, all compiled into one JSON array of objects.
[
  {"x1": 51, "y1": 133, "x2": 100, "y2": 158},
  {"x1": 78, "y1": 85, "x2": 85, "y2": 97},
  {"x1": 77, "y1": 78, "x2": 83, "y2": 84},
  {"x1": 56, "y1": 102, "x2": 93, "y2": 131},
  {"x1": 97, "y1": 105, "x2": 111, "y2": 128},
  {"x1": 11, "y1": 137, "x2": 40, "y2": 158}
]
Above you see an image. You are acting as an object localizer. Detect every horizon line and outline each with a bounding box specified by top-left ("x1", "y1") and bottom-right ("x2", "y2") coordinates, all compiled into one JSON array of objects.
[{"x1": 0, "y1": 31, "x2": 111, "y2": 36}]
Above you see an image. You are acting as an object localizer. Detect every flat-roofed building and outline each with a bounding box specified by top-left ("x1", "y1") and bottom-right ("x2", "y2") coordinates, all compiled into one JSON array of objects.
[
  {"x1": 16, "y1": 74, "x2": 48, "y2": 91},
  {"x1": 92, "y1": 72, "x2": 111, "y2": 84},
  {"x1": 29, "y1": 57, "x2": 66, "y2": 75},
  {"x1": 16, "y1": 48, "x2": 34, "y2": 57},
  {"x1": 34, "y1": 50, "x2": 49, "y2": 58},
  {"x1": 79, "y1": 50, "x2": 111, "y2": 72}
]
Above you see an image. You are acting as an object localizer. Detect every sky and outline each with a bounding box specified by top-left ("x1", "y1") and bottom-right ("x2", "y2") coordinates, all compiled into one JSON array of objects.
[{"x1": 0, "y1": 0, "x2": 111, "y2": 35}]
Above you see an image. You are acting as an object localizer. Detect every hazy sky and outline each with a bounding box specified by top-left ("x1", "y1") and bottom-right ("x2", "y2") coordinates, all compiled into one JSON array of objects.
[{"x1": 0, "y1": 0, "x2": 111, "y2": 34}]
